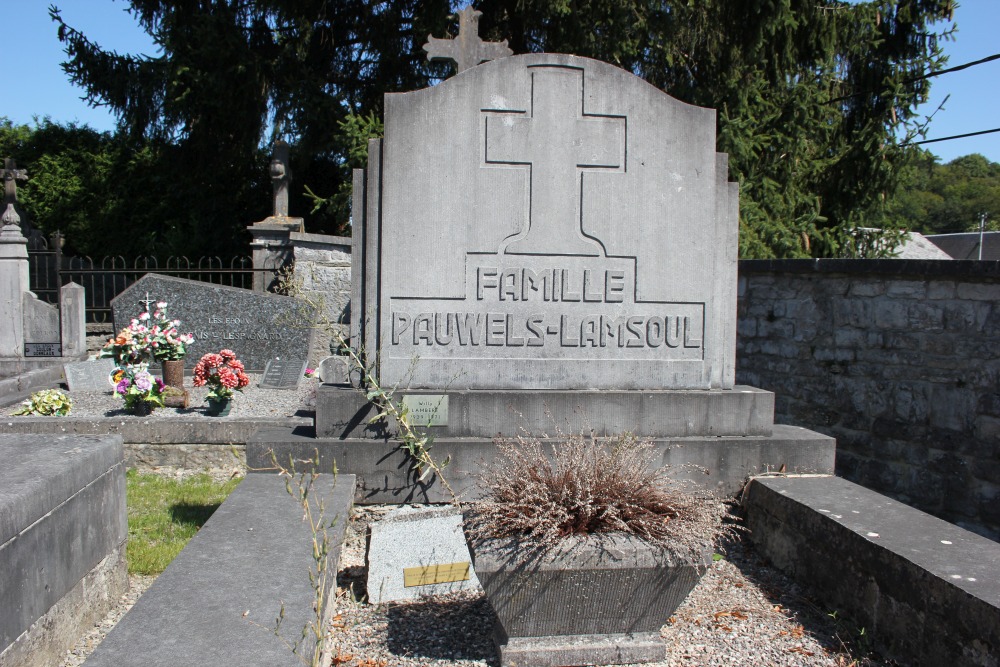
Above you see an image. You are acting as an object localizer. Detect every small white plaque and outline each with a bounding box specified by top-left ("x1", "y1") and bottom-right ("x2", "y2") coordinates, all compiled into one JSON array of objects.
[{"x1": 401, "y1": 394, "x2": 448, "y2": 427}]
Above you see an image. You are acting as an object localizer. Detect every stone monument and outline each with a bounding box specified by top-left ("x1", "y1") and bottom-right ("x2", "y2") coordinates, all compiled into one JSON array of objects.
[
  {"x1": 248, "y1": 140, "x2": 305, "y2": 292},
  {"x1": 112, "y1": 274, "x2": 317, "y2": 372},
  {"x1": 251, "y1": 52, "x2": 834, "y2": 499}
]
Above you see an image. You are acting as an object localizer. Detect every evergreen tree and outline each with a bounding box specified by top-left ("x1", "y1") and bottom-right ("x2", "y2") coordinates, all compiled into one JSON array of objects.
[
  {"x1": 478, "y1": 0, "x2": 956, "y2": 257},
  {"x1": 50, "y1": 0, "x2": 955, "y2": 258}
]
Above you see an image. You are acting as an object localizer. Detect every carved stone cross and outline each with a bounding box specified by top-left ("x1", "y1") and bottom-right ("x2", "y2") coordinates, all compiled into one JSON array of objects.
[
  {"x1": 484, "y1": 67, "x2": 625, "y2": 256},
  {"x1": 423, "y1": 7, "x2": 512, "y2": 74},
  {"x1": 3, "y1": 158, "x2": 28, "y2": 206},
  {"x1": 269, "y1": 140, "x2": 292, "y2": 217}
]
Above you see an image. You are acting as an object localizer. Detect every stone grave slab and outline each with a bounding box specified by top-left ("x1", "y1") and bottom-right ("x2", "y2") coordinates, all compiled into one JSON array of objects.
[
  {"x1": 354, "y1": 53, "x2": 738, "y2": 391},
  {"x1": 259, "y1": 358, "x2": 307, "y2": 390},
  {"x1": 366, "y1": 505, "x2": 481, "y2": 603},
  {"x1": 82, "y1": 473, "x2": 353, "y2": 667},
  {"x1": 0, "y1": 434, "x2": 126, "y2": 666},
  {"x1": 317, "y1": 355, "x2": 350, "y2": 384},
  {"x1": 112, "y1": 275, "x2": 316, "y2": 371},
  {"x1": 64, "y1": 358, "x2": 117, "y2": 392},
  {"x1": 22, "y1": 292, "x2": 61, "y2": 357}
]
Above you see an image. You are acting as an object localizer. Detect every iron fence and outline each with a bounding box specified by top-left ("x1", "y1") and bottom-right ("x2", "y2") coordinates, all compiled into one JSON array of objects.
[{"x1": 27, "y1": 234, "x2": 283, "y2": 323}]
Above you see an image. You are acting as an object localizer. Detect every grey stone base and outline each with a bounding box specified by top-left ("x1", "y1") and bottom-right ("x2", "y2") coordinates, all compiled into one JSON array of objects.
[
  {"x1": 0, "y1": 541, "x2": 127, "y2": 667},
  {"x1": 0, "y1": 416, "x2": 310, "y2": 443},
  {"x1": 316, "y1": 384, "x2": 775, "y2": 439},
  {"x1": 0, "y1": 354, "x2": 86, "y2": 382},
  {"x1": 745, "y1": 475, "x2": 1000, "y2": 667},
  {"x1": 497, "y1": 631, "x2": 665, "y2": 667},
  {"x1": 0, "y1": 364, "x2": 65, "y2": 404},
  {"x1": 125, "y1": 443, "x2": 247, "y2": 472},
  {"x1": 247, "y1": 424, "x2": 835, "y2": 502}
]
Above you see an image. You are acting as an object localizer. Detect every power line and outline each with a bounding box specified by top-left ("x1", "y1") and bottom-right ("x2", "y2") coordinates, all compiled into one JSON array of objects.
[
  {"x1": 827, "y1": 52, "x2": 1000, "y2": 104},
  {"x1": 903, "y1": 52, "x2": 1000, "y2": 84},
  {"x1": 905, "y1": 127, "x2": 1000, "y2": 146}
]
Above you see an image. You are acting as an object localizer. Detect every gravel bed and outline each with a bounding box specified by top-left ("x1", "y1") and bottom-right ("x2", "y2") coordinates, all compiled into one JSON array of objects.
[
  {"x1": 58, "y1": 504, "x2": 894, "y2": 667},
  {"x1": 58, "y1": 575, "x2": 157, "y2": 667},
  {"x1": 326, "y1": 508, "x2": 893, "y2": 667}
]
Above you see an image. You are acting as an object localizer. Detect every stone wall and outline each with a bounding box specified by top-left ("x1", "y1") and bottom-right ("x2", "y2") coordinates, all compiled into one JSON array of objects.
[
  {"x1": 290, "y1": 232, "x2": 351, "y2": 364},
  {"x1": 737, "y1": 259, "x2": 1000, "y2": 540}
]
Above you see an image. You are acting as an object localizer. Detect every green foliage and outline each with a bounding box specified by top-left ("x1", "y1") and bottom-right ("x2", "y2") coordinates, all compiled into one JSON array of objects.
[
  {"x1": 11, "y1": 389, "x2": 73, "y2": 416},
  {"x1": 479, "y1": 0, "x2": 956, "y2": 257},
  {"x1": 39, "y1": 0, "x2": 956, "y2": 257},
  {"x1": 49, "y1": 1, "x2": 452, "y2": 239},
  {"x1": 0, "y1": 116, "x2": 267, "y2": 257},
  {"x1": 889, "y1": 150, "x2": 1000, "y2": 234},
  {"x1": 126, "y1": 470, "x2": 241, "y2": 575}
]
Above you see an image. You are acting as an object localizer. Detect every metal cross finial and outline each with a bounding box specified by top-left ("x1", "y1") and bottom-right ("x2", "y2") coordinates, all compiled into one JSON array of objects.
[
  {"x1": 3, "y1": 158, "x2": 28, "y2": 206},
  {"x1": 139, "y1": 292, "x2": 156, "y2": 314},
  {"x1": 423, "y1": 7, "x2": 512, "y2": 74}
]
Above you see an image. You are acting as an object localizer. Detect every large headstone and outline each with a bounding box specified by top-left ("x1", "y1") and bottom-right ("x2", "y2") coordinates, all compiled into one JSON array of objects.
[
  {"x1": 354, "y1": 54, "x2": 738, "y2": 391},
  {"x1": 112, "y1": 275, "x2": 316, "y2": 371}
]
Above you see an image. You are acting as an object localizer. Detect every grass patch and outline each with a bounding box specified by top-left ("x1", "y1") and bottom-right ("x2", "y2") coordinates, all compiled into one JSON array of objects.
[{"x1": 126, "y1": 470, "x2": 242, "y2": 575}]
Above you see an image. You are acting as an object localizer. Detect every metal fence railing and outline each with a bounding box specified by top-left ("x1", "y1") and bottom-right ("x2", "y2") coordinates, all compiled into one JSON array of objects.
[{"x1": 27, "y1": 233, "x2": 282, "y2": 323}]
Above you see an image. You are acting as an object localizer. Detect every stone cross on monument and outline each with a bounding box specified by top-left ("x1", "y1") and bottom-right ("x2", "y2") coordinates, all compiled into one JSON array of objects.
[
  {"x1": 485, "y1": 67, "x2": 625, "y2": 256},
  {"x1": 423, "y1": 7, "x2": 512, "y2": 74},
  {"x1": 269, "y1": 140, "x2": 292, "y2": 217},
  {"x1": 3, "y1": 158, "x2": 28, "y2": 207}
]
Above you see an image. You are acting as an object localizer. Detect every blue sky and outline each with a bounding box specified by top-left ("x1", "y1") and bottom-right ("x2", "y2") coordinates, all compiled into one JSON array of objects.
[{"x1": 4, "y1": 1, "x2": 999, "y2": 164}]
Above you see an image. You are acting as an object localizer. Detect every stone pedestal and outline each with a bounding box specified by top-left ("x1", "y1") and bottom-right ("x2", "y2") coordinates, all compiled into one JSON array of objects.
[
  {"x1": 248, "y1": 384, "x2": 836, "y2": 503},
  {"x1": 0, "y1": 212, "x2": 29, "y2": 358},
  {"x1": 247, "y1": 217, "x2": 304, "y2": 292}
]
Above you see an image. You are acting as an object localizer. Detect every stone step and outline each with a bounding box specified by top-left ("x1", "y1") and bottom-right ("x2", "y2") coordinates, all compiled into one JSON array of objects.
[
  {"x1": 83, "y1": 473, "x2": 355, "y2": 667},
  {"x1": 248, "y1": 424, "x2": 834, "y2": 503},
  {"x1": 316, "y1": 384, "x2": 776, "y2": 439},
  {"x1": 744, "y1": 475, "x2": 1000, "y2": 667}
]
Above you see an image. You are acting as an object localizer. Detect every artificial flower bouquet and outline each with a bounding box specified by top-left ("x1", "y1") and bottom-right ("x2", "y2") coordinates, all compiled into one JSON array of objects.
[
  {"x1": 192, "y1": 349, "x2": 251, "y2": 401},
  {"x1": 100, "y1": 301, "x2": 194, "y2": 364},
  {"x1": 110, "y1": 364, "x2": 166, "y2": 413}
]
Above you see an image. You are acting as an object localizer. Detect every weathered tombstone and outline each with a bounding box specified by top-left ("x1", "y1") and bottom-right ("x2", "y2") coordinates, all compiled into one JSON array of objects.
[
  {"x1": 64, "y1": 357, "x2": 117, "y2": 392},
  {"x1": 366, "y1": 505, "x2": 481, "y2": 604},
  {"x1": 112, "y1": 275, "x2": 316, "y2": 372},
  {"x1": 253, "y1": 51, "x2": 834, "y2": 494},
  {"x1": 0, "y1": 206, "x2": 87, "y2": 374},
  {"x1": 22, "y1": 292, "x2": 61, "y2": 356},
  {"x1": 356, "y1": 53, "x2": 737, "y2": 392},
  {"x1": 258, "y1": 358, "x2": 307, "y2": 390}
]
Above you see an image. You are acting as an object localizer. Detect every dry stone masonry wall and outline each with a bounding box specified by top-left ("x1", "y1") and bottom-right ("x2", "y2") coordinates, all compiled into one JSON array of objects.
[{"x1": 736, "y1": 259, "x2": 1000, "y2": 540}]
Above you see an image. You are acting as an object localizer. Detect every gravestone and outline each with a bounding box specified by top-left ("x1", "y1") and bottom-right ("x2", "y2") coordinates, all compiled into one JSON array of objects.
[
  {"x1": 64, "y1": 358, "x2": 117, "y2": 392},
  {"x1": 22, "y1": 292, "x2": 61, "y2": 356},
  {"x1": 259, "y1": 358, "x2": 307, "y2": 390},
  {"x1": 366, "y1": 505, "x2": 481, "y2": 604},
  {"x1": 355, "y1": 54, "x2": 737, "y2": 391},
  {"x1": 112, "y1": 275, "x2": 316, "y2": 372},
  {"x1": 248, "y1": 141, "x2": 305, "y2": 292}
]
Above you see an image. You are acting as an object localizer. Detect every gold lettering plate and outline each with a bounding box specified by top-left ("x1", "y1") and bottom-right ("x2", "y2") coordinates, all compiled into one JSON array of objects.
[
  {"x1": 403, "y1": 561, "x2": 470, "y2": 587},
  {"x1": 401, "y1": 395, "x2": 449, "y2": 426}
]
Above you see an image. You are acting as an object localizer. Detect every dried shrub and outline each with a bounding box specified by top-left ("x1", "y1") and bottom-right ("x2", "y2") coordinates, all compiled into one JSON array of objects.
[{"x1": 465, "y1": 432, "x2": 732, "y2": 558}]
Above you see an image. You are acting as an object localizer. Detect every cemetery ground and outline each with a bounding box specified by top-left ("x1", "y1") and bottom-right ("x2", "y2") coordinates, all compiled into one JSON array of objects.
[{"x1": 7, "y1": 337, "x2": 892, "y2": 667}]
